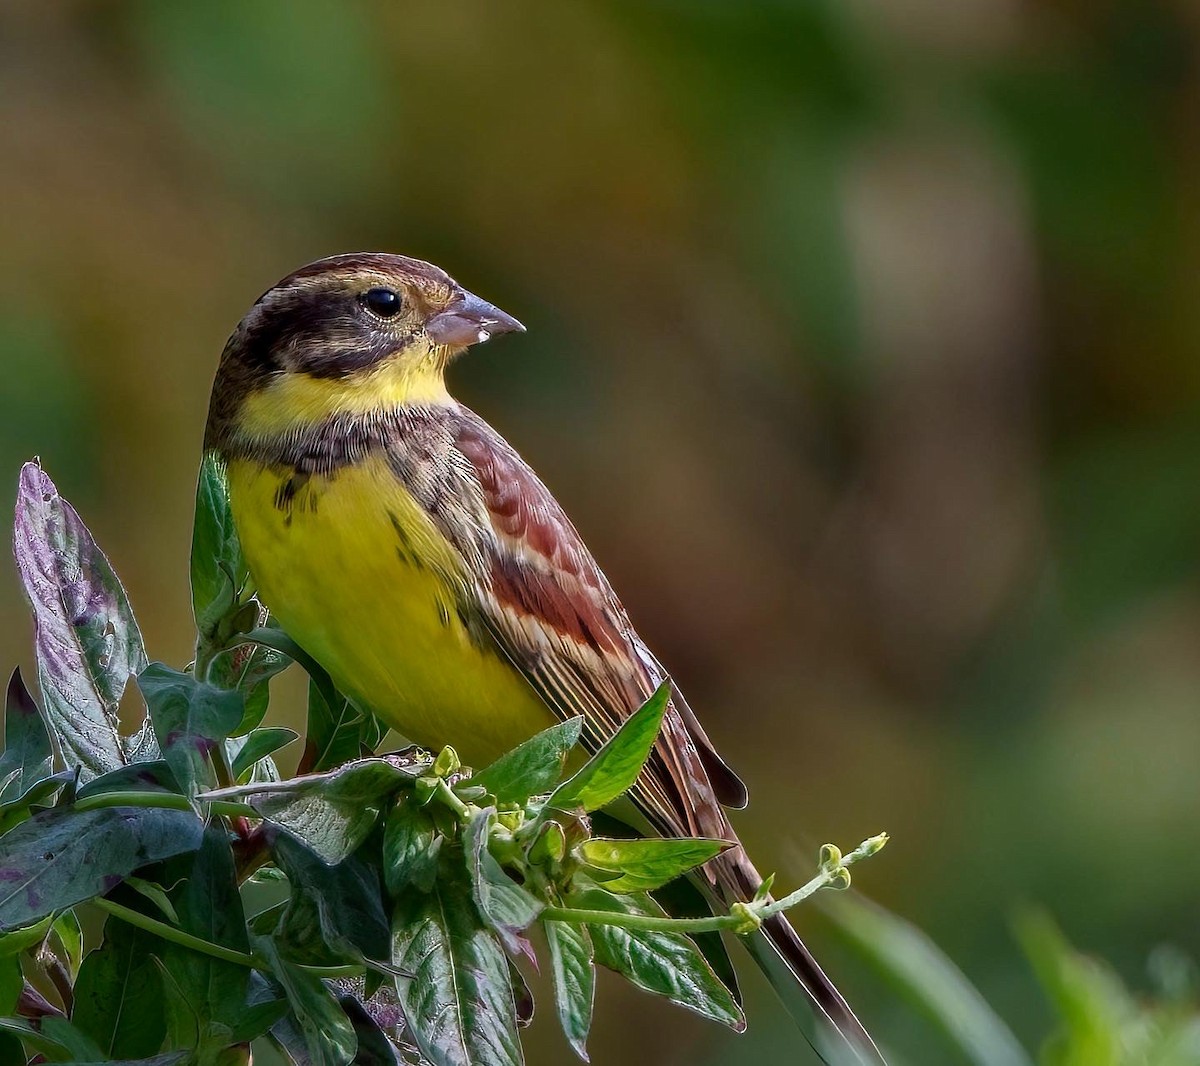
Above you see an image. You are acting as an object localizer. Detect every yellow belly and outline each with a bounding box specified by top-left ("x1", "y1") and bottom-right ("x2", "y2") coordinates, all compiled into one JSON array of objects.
[{"x1": 225, "y1": 456, "x2": 558, "y2": 768}]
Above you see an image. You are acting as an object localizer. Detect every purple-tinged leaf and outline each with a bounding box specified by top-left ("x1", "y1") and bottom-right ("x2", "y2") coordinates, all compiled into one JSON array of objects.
[
  {"x1": 340, "y1": 992, "x2": 409, "y2": 1065},
  {"x1": 12, "y1": 462, "x2": 146, "y2": 780},
  {"x1": 74, "y1": 760, "x2": 180, "y2": 801},
  {"x1": 0, "y1": 669, "x2": 53, "y2": 803},
  {"x1": 0, "y1": 805, "x2": 203, "y2": 930}
]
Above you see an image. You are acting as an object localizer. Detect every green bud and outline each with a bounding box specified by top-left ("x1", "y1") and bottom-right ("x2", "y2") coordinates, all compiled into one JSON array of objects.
[
  {"x1": 497, "y1": 809, "x2": 523, "y2": 833},
  {"x1": 731, "y1": 901, "x2": 763, "y2": 935},
  {"x1": 433, "y1": 746, "x2": 461, "y2": 778},
  {"x1": 818, "y1": 844, "x2": 843, "y2": 871},
  {"x1": 826, "y1": 867, "x2": 852, "y2": 891},
  {"x1": 530, "y1": 821, "x2": 567, "y2": 866},
  {"x1": 860, "y1": 832, "x2": 889, "y2": 858}
]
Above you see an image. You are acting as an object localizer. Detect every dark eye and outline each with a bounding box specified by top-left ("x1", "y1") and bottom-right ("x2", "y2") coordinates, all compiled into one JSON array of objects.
[{"x1": 362, "y1": 287, "x2": 402, "y2": 318}]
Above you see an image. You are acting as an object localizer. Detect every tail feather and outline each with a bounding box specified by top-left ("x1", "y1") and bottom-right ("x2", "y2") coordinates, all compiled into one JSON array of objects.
[{"x1": 716, "y1": 848, "x2": 887, "y2": 1065}]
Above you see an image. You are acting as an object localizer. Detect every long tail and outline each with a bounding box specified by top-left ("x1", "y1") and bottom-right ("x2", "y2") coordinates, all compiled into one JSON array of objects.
[{"x1": 714, "y1": 847, "x2": 887, "y2": 1065}]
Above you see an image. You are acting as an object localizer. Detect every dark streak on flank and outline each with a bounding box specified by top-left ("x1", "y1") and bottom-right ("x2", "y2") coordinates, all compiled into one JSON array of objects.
[
  {"x1": 274, "y1": 474, "x2": 310, "y2": 513},
  {"x1": 388, "y1": 511, "x2": 424, "y2": 570}
]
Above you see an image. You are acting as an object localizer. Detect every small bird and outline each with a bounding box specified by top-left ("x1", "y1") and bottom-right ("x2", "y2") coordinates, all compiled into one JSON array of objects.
[{"x1": 205, "y1": 252, "x2": 882, "y2": 1063}]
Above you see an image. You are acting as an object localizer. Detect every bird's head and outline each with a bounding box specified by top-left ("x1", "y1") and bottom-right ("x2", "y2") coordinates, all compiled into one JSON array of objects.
[{"x1": 207, "y1": 252, "x2": 523, "y2": 444}]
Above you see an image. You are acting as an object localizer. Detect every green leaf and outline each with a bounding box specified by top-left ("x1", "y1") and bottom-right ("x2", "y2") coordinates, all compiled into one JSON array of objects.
[
  {"x1": 191, "y1": 452, "x2": 248, "y2": 638},
  {"x1": 139, "y1": 664, "x2": 245, "y2": 798},
  {"x1": 473, "y1": 719, "x2": 583, "y2": 804},
  {"x1": 159, "y1": 824, "x2": 252, "y2": 1037},
  {"x1": 545, "y1": 919, "x2": 595, "y2": 1062},
  {"x1": 270, "y1": 829, "x2": 390, "y2": 967},
  {"x1": 0, "y1": 1031, "x2": 22, "y2": 1065},
  {"x1": 0, "y1": 669, "x2": 52, "y2": 803},
  {"x1": 303, "y1": 678, "x2": 383, "y2": 774},
  {"x1": 383, "y1": 801, "x2": 441, "y2": 896},
  {"x1": 0, "y1": 770, "x2": 75, "y2": 836},
  {"x1": 823, "y1": 895, "x2": 1031, "y2": 1066},
  {"x1": 12, "y1": 462, "x2": 147, "y2": 781},
  {"x1": 0, "y1": 1014, "x2": 71, "y2": 1058},
  {"x1": 37, "y1": 1016, "x2": 106, "y2": 1060},
  {"x1": 0, "y1": 953, "x2": 21, "y2": 1014},
  {"x1": 391, "y1": 861, "x2": 523, "y2": 1066},
  {"x1": 463, "y1": 809, "x2": 542, "y2": 954},
  {"x1": 56, "y1": 1056, "x2": 188, "y2": 1066},
  {"x1": 1016, "y1": 908, "x2": 1128, "y2": 1066},
  {"x1": 0, "y1": 914, "x2": 52, "y2": 958},
  {"x1": 50, "y1": 909, "x2": 83, "y2": 979},
  {"x1": 0, "y1": 806, "x2": 203, "y2": 930},
  {"x1": 74, "y1": 761, "x2": 179, "y2": 801},
  {"x1": 230, "y1": 727, "x2": 299, "y2": 782},
  {"x1": 72, "y1": 921, "x2": 165, "y2": 1059},
  {"x1": 255, "y1": 936, "x2": 358, "y2": 1066},
  {"x1": 1, "y1": 1014, "x2": 112, "y2": 1060},
  {"x1": 207, "y1": 755, "x2": 427, "y2": 864},
  {"x1": 578, "y1": 837, "x2": 729, "y2": 894},
  {"x1": 123, "y1": 877, "x2": 180, "y2": 924},
  {"x1": 548, "y1": 686, "x2": 669, "y2": 814},
  {"x1": 209, "y1": 641, "x2": 291, "y2": 736},
  {"x1": 121, "y1": 717, "x2": 162, "y2": 764},
  {"x1": 568, "y1": 887, "x2": 743, "y2": 1030}
]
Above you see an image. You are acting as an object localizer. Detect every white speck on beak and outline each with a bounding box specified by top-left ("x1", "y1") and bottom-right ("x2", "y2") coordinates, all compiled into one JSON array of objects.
[{"x1": 477, "y1": 329, "x2": 491, "y2": 344}]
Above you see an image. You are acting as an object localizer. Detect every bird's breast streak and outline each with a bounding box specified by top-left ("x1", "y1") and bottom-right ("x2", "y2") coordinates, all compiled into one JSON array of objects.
[{"x1": 225, "y1": 455, "x2": 556, "y2": 766}]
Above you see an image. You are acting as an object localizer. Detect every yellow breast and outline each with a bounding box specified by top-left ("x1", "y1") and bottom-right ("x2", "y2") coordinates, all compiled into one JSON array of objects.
[{"x1": 225, "y1": 455, "x2": 557, "y2": 768}]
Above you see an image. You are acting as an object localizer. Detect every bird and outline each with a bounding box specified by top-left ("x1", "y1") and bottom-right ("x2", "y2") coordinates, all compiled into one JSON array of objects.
[{"x1": 204, "y1": 252, "x2": 883, "y2": 1063}]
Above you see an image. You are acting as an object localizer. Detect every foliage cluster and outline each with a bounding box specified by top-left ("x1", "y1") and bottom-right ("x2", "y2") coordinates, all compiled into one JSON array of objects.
[{"x1": 0, "y1": 458, "x2": 880, "y2": 1066}]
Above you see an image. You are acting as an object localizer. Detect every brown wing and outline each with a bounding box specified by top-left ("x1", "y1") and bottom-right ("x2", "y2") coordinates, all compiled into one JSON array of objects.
[{"x1": 447, "y1": 406, "x2": 743, "y2": 842}]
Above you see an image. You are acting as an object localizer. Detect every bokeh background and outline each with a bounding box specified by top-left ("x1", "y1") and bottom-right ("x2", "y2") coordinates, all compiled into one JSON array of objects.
[{"x1": 2, "y1": 2, "x2": 1198, "y2": 1063}]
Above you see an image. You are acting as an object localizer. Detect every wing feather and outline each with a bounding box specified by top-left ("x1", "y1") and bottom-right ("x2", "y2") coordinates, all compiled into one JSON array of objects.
[{"x1": 447, "y1": 408, "x2": 733, "y2": 841}]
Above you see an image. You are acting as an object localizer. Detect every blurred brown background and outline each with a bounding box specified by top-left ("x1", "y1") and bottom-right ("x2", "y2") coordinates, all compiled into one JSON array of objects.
[{"x1": 2, "y1": 2, "x2": 1198, "y2": 1063}]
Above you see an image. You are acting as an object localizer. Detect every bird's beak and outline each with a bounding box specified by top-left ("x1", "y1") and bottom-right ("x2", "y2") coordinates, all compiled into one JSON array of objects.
[{"x1": 426, "y1": 290, "x2": 526, "y2": 349}]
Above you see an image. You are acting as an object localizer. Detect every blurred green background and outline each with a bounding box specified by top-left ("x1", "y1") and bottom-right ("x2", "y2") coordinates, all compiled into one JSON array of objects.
[{"x1": 2, "y1": 2, "x2": 1198, "y2": 1063}]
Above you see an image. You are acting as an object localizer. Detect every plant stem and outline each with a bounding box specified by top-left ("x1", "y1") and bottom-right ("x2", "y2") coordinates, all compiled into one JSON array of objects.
[
  {"x1": 97, "y1": 898, "x2": 367, "y2": 981},
  {"x1": 95, "y1": 898, "x2": 257, "y2": 968},
  {"x1": 544, "y1": 833, "x2": 889, "y2": 936},
  {"x1": 436, "y1": 778, "x2": 472, "y2": 821},
  {"x1": 758, "y1": 832, "x2": 889, "y2": 921},
  {"x1": 541, "y1": 906, "x2": 740, "y2": 935},
  {"x1": 72, "y1": 790, "x2": 257, "y2": 820},
  {"x1": 295, "y1": 964, "x2": 367, "y2": 980}
]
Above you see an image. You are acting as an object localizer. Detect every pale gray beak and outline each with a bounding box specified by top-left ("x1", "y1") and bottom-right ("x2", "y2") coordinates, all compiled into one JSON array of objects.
[{"x1": 426, "y1": 290, "x2": 525, "y2": 349}]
